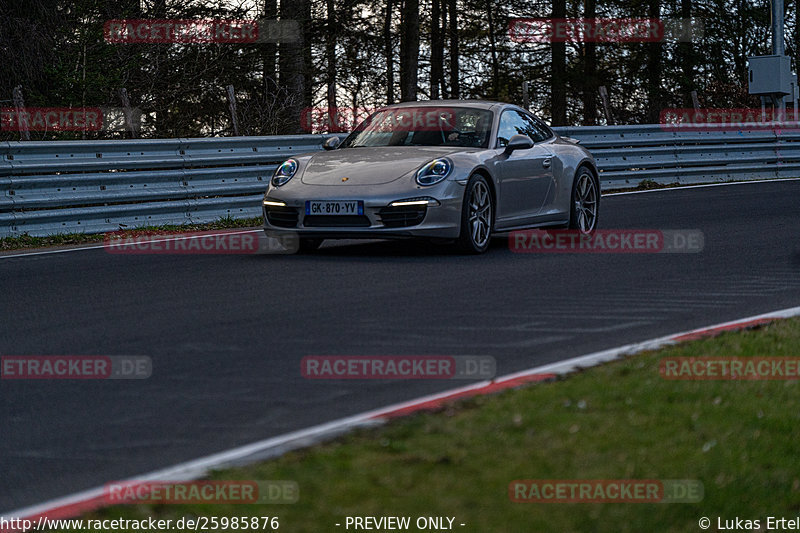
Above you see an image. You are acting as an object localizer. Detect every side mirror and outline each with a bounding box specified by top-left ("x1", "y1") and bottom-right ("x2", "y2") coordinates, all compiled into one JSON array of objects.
[
  {"x1": 504, "y1": 134, "x2": 534, "y2": 155},
  {"x1": 322, "y1": 136, "x2": 341, "y2": 150}
]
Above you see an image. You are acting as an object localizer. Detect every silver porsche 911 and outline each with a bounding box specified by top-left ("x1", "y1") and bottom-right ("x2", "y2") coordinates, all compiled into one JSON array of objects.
[{"x1": 262, "y1": 100, "x2": 599, "y2": 253}]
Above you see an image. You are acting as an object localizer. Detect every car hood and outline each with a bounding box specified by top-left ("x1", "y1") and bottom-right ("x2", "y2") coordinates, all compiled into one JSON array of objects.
[{"x1": 299, "y1": 146, "x2": 466, "y2": 186}]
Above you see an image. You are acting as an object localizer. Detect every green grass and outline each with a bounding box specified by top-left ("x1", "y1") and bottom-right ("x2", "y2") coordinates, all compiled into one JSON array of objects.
[
  {"x1": 0, "y1": 217, "x2": 263, "y2": 251},
  {"x1": 604, "y1": 176, "x2": 800, "y2": 194},
  {"x1": 67, "y1": 318, "x2": 800, "y2": 533}
]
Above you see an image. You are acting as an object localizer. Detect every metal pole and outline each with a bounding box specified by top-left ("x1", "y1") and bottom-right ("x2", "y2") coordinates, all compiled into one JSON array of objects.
[
  {"x1": 772, "y1": 0, "x2": 787, "y2": 113},
  {"x1": 772, "y1": 0, "x2": 784, "y2": 56},
  {"x1": 522, "y1": 81, "x2": 530, "y2": 110}
]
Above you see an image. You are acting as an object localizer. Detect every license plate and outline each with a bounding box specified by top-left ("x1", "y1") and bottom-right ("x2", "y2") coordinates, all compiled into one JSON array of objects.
[{"x1": 305, "y1": 200, "x2": 363, "y2": 215}]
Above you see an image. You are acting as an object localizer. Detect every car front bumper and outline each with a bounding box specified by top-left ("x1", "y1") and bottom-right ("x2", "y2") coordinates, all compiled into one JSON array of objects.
[{"x1": 262, "y1": 180, "x2": 466, "y2": 239}]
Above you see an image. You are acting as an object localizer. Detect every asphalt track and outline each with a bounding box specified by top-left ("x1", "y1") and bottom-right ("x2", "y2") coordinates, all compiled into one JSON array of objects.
[{"x1": 1, "y1": 180, "x2": 799, "y2": 513}]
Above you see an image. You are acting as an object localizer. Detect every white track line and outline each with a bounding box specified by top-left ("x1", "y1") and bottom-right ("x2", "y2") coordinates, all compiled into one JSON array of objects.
[
  {"x1": 4, "y1": 304, "x2": 800, "y2": 526},
  {"x1": 0, "y1": 229, "x2": 263, "y2": 260}
]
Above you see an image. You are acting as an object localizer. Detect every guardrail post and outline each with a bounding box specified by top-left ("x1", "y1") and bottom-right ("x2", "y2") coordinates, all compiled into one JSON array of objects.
[
  {"x1": 226, "y1": 85, "x2": 241, "y2": 137},
  {"x1": 118, "y1": 88, "x2": 138, "y2": 139},
  {"x1": 598, "y1": 86, "x2": 614, "y2": 125},
  {"x1": 11, "y1": 86, "x2": 30, "y2": 141}
]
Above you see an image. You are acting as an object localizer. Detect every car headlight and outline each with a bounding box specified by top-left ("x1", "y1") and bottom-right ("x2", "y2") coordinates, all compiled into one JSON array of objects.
[
  {"x1": 416, "y1": 158, "x2": 452, "y2": 186},
  {"x1": 272, "y1": 159, "x2": 298, "y2": 187}
]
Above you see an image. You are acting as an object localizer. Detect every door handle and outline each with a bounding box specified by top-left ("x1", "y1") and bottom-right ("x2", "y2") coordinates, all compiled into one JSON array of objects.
[{"x1": 542, "y1": 158, "x2": 552, "y2": 168}]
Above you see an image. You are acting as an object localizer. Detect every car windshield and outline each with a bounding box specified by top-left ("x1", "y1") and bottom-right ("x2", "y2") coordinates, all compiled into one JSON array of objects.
[{"x1": 340, "y1": 106, "x2": 493, "y2": 149}]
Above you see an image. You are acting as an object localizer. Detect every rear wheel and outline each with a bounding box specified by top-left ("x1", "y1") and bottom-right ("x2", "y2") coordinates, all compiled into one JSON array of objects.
[
  {"x1": 569, "y1": 166, "x2": 599, "y2": 232},
  {"x1": 455, "y1": 174, "x2": 494, "y2": 254}
]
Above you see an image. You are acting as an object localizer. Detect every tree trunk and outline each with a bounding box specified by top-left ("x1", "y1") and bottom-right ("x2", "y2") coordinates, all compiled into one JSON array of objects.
[
  {"x1": 796, "y1": 0, "x2": 800, "y2": 63},
  {"x1": 326, "y1": 0, "x2": 337, "y2": 129},
  {"x1": 676, "y1": 0, "x2": 694, "y2": 107},
  {"x1": 440, "y1": 0, "x2": 449, "y2": 98},
  {"x1": 151, "y1": 0, "x2": 169, "y2": 136},
  {"x1": 430, "y1": 0, "x2": 443, "y2": 99},
  {"x1": 448, "y1": 0, "x2": 459, "y2": 99},
  {"x1": 262, "y1": 0, "x2": 277, "y2": 97},
  {"x1": 486, "y1": 0, "x2": 499, "y2": 99},
  {"x1": 551, "y1": 0, "x2": 566, "y2": 125},
  {"x1": 279, "y1": 0, "x2": 311, "y2": 133},
  {"x1": 734, "y1": 0, "x2": 746, "y2": 78},
  {"x1": 645, "y1": 0, "x2": 662, "y2": 123},
  {"x1": 385, "y1": 0, "x2": 395, "y2": 104},
  {"x1": 400, "y1": 0, "x2": 420, "y2": 101},
  {"x1": 302, "y1": 1, "x2": 313, "y2": 113},
  {"x1": 581, "y1": 0, "x2": 597, "y2": 125}
]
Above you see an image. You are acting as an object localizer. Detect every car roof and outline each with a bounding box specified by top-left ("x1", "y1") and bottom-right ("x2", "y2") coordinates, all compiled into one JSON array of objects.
[{"x1": 381, "y1": 100, "x2": 508, "y2": 111}]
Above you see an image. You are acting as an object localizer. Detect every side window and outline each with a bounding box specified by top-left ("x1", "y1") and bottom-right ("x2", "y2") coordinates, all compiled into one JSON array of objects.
[
  {"x1": 518, "y1": 112, "x2": 549, "y2": 142},
  {"x1": 496, "y1": 110, "x2": 549, "y2": 146},
  {"x1": 529, "y1": 114, "x2": 554, "y2": 141},
  {"x1": 496, "y1": 110, "x2": 530, "y2": 147}
]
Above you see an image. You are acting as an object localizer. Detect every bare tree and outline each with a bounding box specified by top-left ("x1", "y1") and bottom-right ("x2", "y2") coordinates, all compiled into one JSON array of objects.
[
  {"x1": 581, "y1": 0, "x2": 597, "y2": 124},
  {"x1": 486, "y1": 0, "x2": 500, "y2": 99},
  {"x1": 326, "y1": 0, "x2": 338, "y2": 127},
  {"x1": 384, "y1": 0, "x2": 395, "y2": 104},
  {"x1": 676, "y1": 0, "x2": 696, "y2": 108},
  {"x1": 279, "y1": 0, "x2": 312, "y2": 132},
  {"x1": 645, "y1": 0, "x2": 663, "y2": 123},
  {"x1": 430, "y1": 0, "x2": 443, "y2": 99},
  {"x1": 551, "y1": 0, "x2": 567, "y2": 125},
  {"x1": 448, "y1": 0, "x2": 459, "y2": 99},
  {"x1": 400, "y1": 0, "x2": 420, "y2": 101},
  {"x1": 237, "y1": 80, "x2": 301, "y2": 135},
  {"x1": 262, "y1": 0, "x2": 278, "y2": 98}
]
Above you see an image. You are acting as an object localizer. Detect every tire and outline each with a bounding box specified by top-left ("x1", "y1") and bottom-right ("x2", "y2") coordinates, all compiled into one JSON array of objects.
[
  {"x1": 455, "y1": 174, "x2": 494, "y2": 254},
  {"x1": 569, "y1": 166, "x2": 599, "y2": 233},
  {"x1": 297, "y1": 238, "x2": 324, "y2": 253}
]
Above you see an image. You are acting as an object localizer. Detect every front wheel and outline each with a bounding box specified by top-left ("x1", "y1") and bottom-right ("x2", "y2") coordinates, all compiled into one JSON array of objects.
[
  {"x1": 455, "y1": 174, "x2": 494, "y2": 254},
  {"x1": 569, "y1": 166, "x2": 599, "y2": 232}
]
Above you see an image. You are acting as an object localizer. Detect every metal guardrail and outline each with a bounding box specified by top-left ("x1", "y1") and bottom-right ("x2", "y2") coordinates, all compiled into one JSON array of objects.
[
  {"x1": 0, "y1": 135, "x2": 344, "y2": 237},
  {"x1": 555, "y1": 124, "x2": 800, "y2": 186},
  {"x1": 1, "y1": 126, "x2": 797, "y2": 237}
]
